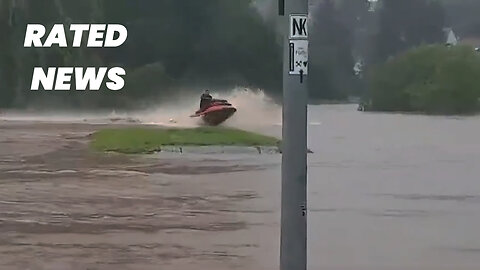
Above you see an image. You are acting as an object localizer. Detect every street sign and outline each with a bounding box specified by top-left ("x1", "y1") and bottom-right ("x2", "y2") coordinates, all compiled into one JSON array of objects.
[
  {"x1": 289, "y1": 14, "x2": 308, "y2": 39},
  {"x1": 289, "y1": 39, "x2": 308, "y2": 75}
]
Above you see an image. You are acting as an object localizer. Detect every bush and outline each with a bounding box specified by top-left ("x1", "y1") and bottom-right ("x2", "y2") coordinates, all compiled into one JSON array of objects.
[{"x1": 367, "y1": 45, "x2": 480, "y2": 114}]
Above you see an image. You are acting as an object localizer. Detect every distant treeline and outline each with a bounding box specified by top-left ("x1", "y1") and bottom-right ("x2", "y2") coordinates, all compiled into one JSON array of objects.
[
  {"x1": 0, "y1": 0, "x2": 479, "y2": 109},
  {"x1": 0, "y1": 0, "x2": 281, "y2": 109}
]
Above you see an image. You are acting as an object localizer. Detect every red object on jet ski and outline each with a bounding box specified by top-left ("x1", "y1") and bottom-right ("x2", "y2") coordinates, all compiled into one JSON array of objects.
[{"x1": 191, "y1": 99, "x2": 237, "y2": 126}]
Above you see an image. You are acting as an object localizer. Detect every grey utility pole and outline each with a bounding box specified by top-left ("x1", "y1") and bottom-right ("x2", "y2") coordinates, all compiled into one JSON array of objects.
[{"x1": 279, "y1": 0, "x2": 309, "y2": 270}]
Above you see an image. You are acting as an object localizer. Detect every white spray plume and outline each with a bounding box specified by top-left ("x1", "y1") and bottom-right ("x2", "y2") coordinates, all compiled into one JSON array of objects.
[
  {"x1": 136, "y1": 87, "x2": 281, "y2": 130},
  {"x1": 0, "y1": 88, "x2": 282, "y2": 132}
]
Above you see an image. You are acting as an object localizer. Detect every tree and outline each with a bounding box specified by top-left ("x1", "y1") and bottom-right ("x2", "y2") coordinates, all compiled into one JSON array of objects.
[
  {"x1": 0, "y1": 0, "x2": 282, "y2": 109},
  {"x1": 370, "y1": 0, "x2": 446, "y2": 64},
  {"x1": 367, "y1": 45, "x2": 480, "y2": 114},
  {"x1": 309, "y1": 0, "x2": 356, "y2": 100}
]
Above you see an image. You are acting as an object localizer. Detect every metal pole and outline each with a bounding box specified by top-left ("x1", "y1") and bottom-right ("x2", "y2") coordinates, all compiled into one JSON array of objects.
[{"x1": 280, "y1": 0, "x2": 309, "y2": 270}]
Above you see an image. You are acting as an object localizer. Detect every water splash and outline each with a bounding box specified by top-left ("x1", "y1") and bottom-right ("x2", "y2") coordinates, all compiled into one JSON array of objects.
[
  {"x1": 217, "y1": 87, "x2": 281, "y2": 130},
  {"x1": 0, "y1": 87, "x2": 282, "y2": 130},
  {"x1": 136, "y1": 87, "x2": 282, "y2": 130}
]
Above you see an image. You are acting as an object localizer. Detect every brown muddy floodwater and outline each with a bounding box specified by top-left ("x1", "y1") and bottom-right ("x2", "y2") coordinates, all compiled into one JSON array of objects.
[{"x1": 1, "y1": 104, "x2": 480, "y2": 270}]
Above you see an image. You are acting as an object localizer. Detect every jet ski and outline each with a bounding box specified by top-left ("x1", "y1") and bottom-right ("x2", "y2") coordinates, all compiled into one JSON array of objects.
[{"x1": 190, "y1": 99, "x2": 237, "y2": 126}]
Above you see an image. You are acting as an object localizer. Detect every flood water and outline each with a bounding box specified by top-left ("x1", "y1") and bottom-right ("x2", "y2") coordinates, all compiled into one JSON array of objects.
[
  {"x1": 153, "y1": 104, "x2": 480, "y2": 270},
  {"x1": 304, "y1": 105, "x2": 480, "y2": 270},
  {"x1": 1, "y1": 104, "x2": 480, "y2": 270}
]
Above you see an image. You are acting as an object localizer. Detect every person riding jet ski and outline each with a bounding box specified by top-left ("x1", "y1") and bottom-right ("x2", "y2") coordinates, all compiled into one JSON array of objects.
[
  {"x1": 196, "y1": 89, "x2": 232, "y2": 114},
  {"x1": 191, "y1": 90, "x2": 237, "y2": 125},
  {"x1": 199, "y1": 89, "x2": 213, "y2": 112}
]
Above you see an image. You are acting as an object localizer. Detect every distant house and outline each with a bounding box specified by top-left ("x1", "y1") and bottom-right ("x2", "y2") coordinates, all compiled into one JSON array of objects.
[
  {"x1": 443, "y1": 28, "x2": 458, "y2": 46},
  {"x1": 442, "y1": 27, "x2": 480, "y2": 51}
]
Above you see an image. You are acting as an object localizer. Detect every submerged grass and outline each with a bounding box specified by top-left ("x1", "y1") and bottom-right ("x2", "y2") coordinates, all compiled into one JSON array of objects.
[{"x1": 90, "y1": 126, "x2": 281, "y2": 154}]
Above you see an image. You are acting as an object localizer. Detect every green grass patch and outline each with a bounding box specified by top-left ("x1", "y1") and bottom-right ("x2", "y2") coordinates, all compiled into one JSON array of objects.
[{"x1": 90, "y1": 127, "x2": 281, "y2": 154}]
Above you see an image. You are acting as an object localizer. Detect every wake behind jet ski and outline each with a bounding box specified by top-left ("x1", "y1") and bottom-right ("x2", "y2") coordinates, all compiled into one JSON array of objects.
[{"x1": 190, "y1": 90, "x2": 237, "y2": 126}]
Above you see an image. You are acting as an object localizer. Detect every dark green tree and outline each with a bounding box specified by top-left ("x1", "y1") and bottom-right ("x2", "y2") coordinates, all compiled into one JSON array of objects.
[
  {"x1": 309, "y1": 0, "x2": 356, "y2": 100},
  {"x1": 368, "y1": 45, "x2": 480, "y2": 114},
  {"x1": 370, "y1": 0, "x2": 446, "y2": 64},
  {"x1": 0, "y1": 0, "x2": 282, "y2": 109}
]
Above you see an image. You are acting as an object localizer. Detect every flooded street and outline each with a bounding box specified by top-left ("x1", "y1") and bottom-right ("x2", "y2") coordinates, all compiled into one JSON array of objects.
[
  {"x1": 1, "y1": 104, "x2": 480, "y2": 269},
  {"x1": 307, "y1": 105, "x2": 480, "y2": 270}
]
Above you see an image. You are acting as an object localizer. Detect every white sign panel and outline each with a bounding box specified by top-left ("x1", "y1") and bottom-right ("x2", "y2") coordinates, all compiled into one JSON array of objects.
[
  {"x1": 289, "y1": 40, "x2": 308, "y2": 75},
  {"x1": 290, "y1": 14, "x2": 308, "y2": 39}
]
